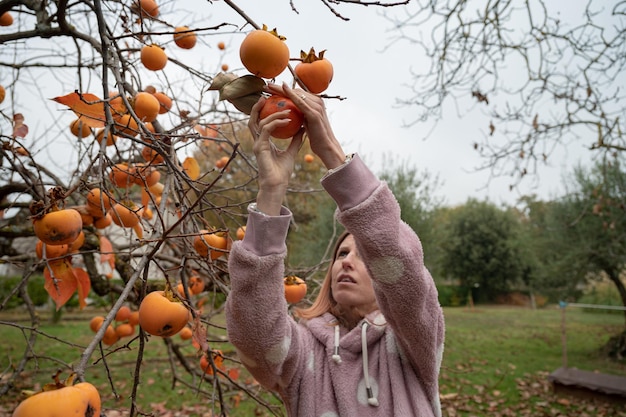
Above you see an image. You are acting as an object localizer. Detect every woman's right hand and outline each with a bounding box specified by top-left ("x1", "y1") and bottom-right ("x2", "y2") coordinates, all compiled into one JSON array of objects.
[
  {"x1": 265, "y1": 83, "x2": 346, "y2": 170},
  {"x1": 248, "y1": 96, "x2": 303, "y2": 216}
]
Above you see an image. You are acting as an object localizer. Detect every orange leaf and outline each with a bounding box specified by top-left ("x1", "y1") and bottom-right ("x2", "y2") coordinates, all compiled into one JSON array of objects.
[
  {"x1": 73, "y1": 267, "x2": 91, "y2": 309},
  {"x1": 52, "y1": 92, "x2": 107, "y2": 128},
  {"x1": 182, "y1": 156, "x2": 201, "y2": 180},
  {"x1": 132, "y1": 223, "x2": 143, "y2": 239},
  {"x1": 44, "y1": 258, "x2": 78, "y2": 310},
  {"x1": 99, "y1": 235, "x2": 115, "y2": 269}
]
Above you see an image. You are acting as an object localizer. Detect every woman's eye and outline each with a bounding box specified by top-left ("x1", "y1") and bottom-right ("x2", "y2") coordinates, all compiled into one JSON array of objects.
[{"x1": 337, "y1": 250, "x2": 349, "y2": 258}]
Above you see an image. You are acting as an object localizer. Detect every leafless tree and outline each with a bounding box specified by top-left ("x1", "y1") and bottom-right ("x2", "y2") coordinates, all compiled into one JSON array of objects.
[{"x1": 385, "y1": 0, "x2": 625, "y2": 189}]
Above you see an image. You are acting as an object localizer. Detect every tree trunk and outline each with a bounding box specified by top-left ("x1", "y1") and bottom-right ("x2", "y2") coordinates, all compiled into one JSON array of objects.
[{"x1": 604, "y1": 269, "x2": 626, "y2": 361}]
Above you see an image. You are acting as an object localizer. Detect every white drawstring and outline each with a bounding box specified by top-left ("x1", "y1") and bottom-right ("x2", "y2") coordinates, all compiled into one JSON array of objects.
[
  {"x1": 361, "y1": 322, "x2": 379, "y2": 406},
  {"x1": 332, "y1": 325, "x2": 342, "y2": 363}
]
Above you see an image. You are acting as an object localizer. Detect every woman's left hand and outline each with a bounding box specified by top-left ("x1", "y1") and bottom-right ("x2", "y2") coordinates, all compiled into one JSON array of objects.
[{"x1": 248, "y1": 95, "x2": 304, "y2": 216}]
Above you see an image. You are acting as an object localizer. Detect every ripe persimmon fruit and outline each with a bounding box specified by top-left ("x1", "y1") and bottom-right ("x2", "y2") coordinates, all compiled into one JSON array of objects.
[
  {"x1": 188, "y1": 275, "x2": 205, "y2": 294},
  {"x1": 108, "y1": 163, "x2": 135, "y2": 188},
  {"x1": 12, "y1": 373, "x2": 101, "y2": 417},
  {"x1": 0, "y1": 85, "x2": 5, "y2": 103},
  {"x1": 236, "y1": 226, "x2": 246, "y2": 240},
  {"x1": 90, "y1": 316, "x2": 105, "y2": 332},
  {"x1": 33, "y1": 208, "x2": 83, "y2": 246},
  {"x1": 173, "y1": 26, "x2": 197, "y2": 49},
  {"x1": 141, "y1": 145, "x2": 165, "y2": 164},
  {"x1": 295, "y1": 48, "x2": 334, "y2": 94},
  {"x1": 138, "y1": 290, "x2": 189, "y2": 337},
  {"x1": 86, "y1": 188, "x2": 113, "y2": 215},
  {"x1": 128, "y1": 310, "x2": 140, "y2": 326},
  {"x1": 0, "y1": 12, "x2": 13, "y2": 27},
  {"x1": 36, "y1": 240, "x2": 69, "y2": 259},
  {"x1": 115, "y1": 323, "x2": 135, "y2": 338},
  {"x1": 93, "y1": 212, "x2": 112, "y2": 229},
  {"x1": 194, "y1": 229, "x2": 228, "y2": 260},
  {"x1": 70, "y1": 119, "x2": 91, "y2": 138},
  {"x1": 215, "y1": 156, "x2": 229, "y2": 169},
  {"x1": 133, "y1": 163, "x2": 161, "y2": 186},
  {"x1": 304, "y1": 154, "x2": 315, "y2": 163},
  {"x1": 259, "y1": 95, "x2": 304, "y2": 139},
  {"x1": 115, "y1": 305, "x2": 132, "y2": 322},
  {"x1": 109, "y1": 92, "x2": 127, "y2": 115},
  {"x1": 140, "y1": 44, "x2": 167, "y2": 71},
  {"x1": 152, "y1": 91, "x2": 172, "y2": 114},
  {"x1": 134, "y1": 0, "x2": 159, "y2": 18},
  {"x1": 95, "y1": 128, "x2": 117, "y2": 146},
  {"x1": 133, "y1": 92, "x2": 160, "y2": 122},
  {"x1": 239, "y1": 25, "x2": 289, "y2": 79},
  {"x1": 102, "y1": 324, "x2": 119, "y2": 345},
  {"x1": 179, "y1": 326, "x2": 193, "y2": 340},
  {"x1": 110, "y1": 201, "x2": 141, "y2": 228},
  {"x1": 284, "y1": 275, "x2": 307, "y2": 304},
  {"x1": 217, "y1": 41, "x2": 225, "y2": 50},
  {"x1": 68, "y1": 230, "x2": 85, "y2": 253},
  {"x1": 114, "y1": 113, "x2": 139, "y2": 136}
]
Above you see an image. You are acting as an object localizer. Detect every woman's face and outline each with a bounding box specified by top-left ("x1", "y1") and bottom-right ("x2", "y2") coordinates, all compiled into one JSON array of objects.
[{"x1": 330, "y1": 235, "x2": 377, "y2": 313}]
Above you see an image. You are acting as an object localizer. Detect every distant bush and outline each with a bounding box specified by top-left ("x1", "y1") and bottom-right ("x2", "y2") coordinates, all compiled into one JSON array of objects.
[
  {"x1": 437, "y1": 285, "x2": 467, "y2": 307},
  {"x1": 578, "y1": 282, "x2": 623, "y2": 314},
  {"x1": 0, "y1": 275, "x2": 48, "y2": 308}
]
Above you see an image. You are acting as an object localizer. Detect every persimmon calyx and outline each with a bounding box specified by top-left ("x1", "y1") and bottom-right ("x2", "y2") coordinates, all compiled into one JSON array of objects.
[
  {"x1": 299, "y1": 47, "x2": 327, "y2": 63},
  {"x1": 29, "y1": 187, "x2": 68, "y2": 218},
  {"x1": 163, "y1": 286, "x2": 183, "y2": 303},
  {"x1": 42, "y1": 370, "x2": 76, "y2": 392},
  {"x1": 261, "y1": 24, "x2": 286, "y2": 41},
  {"x1": 284, "y1": 275, "x2": 304, "y2": 285}
]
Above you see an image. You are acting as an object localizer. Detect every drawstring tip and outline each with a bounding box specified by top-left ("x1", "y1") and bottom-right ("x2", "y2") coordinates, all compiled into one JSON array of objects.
[
  {"x1": 366, "y1": 387, "x2": 378, "y2": 406},
  {"x1": 331, "y1": 354, "x2": 342, "y2": 363}
]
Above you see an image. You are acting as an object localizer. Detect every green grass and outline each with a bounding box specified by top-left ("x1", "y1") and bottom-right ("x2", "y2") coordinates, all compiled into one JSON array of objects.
[{"x1": 0, "y1": 306, "x2": 625, "y2": 416}]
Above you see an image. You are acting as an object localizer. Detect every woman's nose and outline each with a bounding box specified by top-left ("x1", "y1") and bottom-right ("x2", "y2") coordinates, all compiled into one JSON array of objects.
[{"x1": 341, "y1": 254, "x2": 354, "y2": 269}]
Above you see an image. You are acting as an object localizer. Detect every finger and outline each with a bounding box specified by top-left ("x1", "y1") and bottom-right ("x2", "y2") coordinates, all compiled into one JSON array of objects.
[
  {"x1": 248, "y1": 96, "x2": 266, "y2": 139},
  {"x1": 282, "y1": 82, "x2": 312, "y2": 110},
  {"x1": 264, "y1": 83, "x2": 285, "y2": 96},
  {"x1": 286, "y1": 129, "x2": 305, "y2": 157}
]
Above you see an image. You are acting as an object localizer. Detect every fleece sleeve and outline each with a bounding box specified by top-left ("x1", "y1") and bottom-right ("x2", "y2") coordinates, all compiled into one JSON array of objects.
[
  {"x1": 322, "y1": 154, "x2": 445, "y2": 396},
  {"x1": 224, "y1": 206, "x2": 308, "y2": 392}
]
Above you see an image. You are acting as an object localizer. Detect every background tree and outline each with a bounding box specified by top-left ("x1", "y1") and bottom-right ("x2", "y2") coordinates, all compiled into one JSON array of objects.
[
  {"x1": 536, "y1": 158, "x2": 626, "y2": 357},
  {"x1": 546, "y1": 159, "x2": 626, "y2": 310},
  {"x1": 386, "y1": 1, "x2": 625, "y2": 187},
  {"x1": 440, "y1": 199, "x2": 522, "y2": 302}
]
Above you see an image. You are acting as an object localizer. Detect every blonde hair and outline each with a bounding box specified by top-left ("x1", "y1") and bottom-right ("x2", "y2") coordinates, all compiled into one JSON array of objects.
[{"x1": 294, "y1": 231, "x2": 351, "y2": 321}]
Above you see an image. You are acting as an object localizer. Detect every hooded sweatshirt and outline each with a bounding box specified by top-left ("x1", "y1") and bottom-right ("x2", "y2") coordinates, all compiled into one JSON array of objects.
[{"x1": 225, "y1": 154, "x2": 445, "y2": 417}]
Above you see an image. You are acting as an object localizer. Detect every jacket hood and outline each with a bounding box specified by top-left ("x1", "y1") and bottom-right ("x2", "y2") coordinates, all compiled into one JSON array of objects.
[
  {"x1": 304, "y1": 310, "x2": 389, "y2": 406},
  {"x1": 304, "y1": 311, "x2": 388, "y2": 354}
]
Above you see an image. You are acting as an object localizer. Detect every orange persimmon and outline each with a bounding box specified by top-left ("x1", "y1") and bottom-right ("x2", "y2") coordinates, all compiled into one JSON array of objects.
[{"x1": 239, "y1": 25, "x2": 289, "y2": 79}]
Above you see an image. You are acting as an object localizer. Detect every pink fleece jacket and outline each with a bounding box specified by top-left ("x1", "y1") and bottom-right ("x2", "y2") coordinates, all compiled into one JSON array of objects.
[{"x1": 225, "y1": 154, "x2": 445, "y2": 417}]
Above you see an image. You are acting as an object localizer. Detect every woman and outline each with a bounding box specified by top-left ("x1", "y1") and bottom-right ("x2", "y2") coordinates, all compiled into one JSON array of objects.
[{"x1": 225, "y1": 83, "x2": 445, "y2": 417}]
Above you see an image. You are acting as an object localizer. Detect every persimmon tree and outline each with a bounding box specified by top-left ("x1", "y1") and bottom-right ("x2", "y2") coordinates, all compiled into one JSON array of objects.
[
  {"x1": 386, "y1": 0, "x2": 625, "y2": 189},
  {"x1": 0, "y1": 0, "x2": 408, "y2": 415}
]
